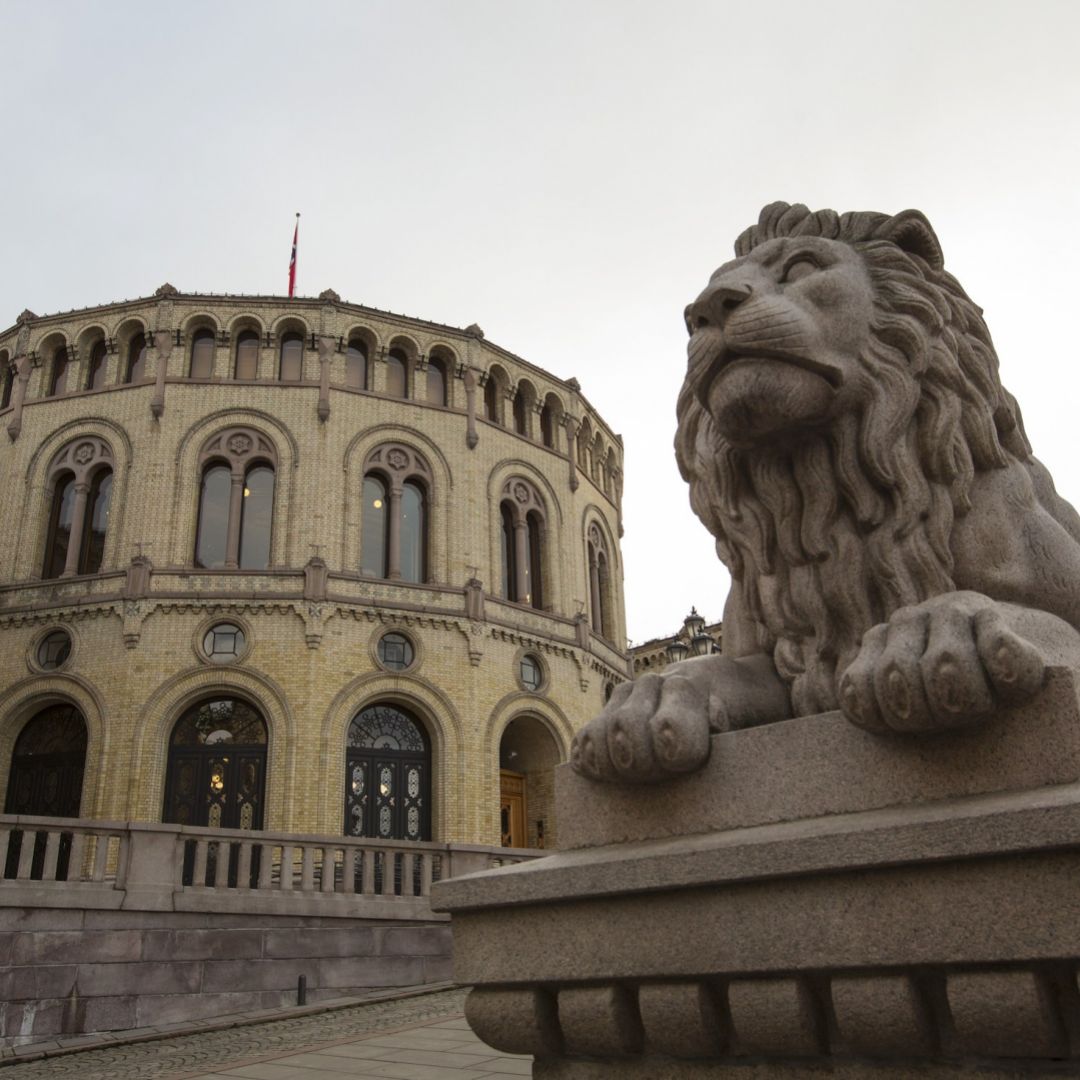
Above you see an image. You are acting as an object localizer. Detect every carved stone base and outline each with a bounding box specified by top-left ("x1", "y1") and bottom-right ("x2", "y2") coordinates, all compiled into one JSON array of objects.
[{"x1": 434, "y1": 668, "x2": 1080, "y2": 1075}]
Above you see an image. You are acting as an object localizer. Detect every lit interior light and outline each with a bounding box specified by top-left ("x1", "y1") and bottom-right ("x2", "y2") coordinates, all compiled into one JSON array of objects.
[
  {"x1": 373, "y1": 499, "x2": 383, "y2": 509},
  {"x1": 243, "y1": 488, "x2": 250, "y2": 497}
]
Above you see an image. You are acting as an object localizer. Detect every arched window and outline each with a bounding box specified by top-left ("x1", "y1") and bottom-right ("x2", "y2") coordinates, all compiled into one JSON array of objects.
[
  {"x1": 86, "y1": 341, "x2": 108, "y2": 391},
  {"x1": 42, "y1": 473, "x2": 76, "y2": 579},
  {"x1": 41, "y1": 438, "x2": 116, "y2": 579},
  {"x1": 484, "y1": 376, "x2": 500, "y2": 423},
  {"x1": 279, "y1": 331, "x2": 304, "y2": 382},
  {"x1": 239, "y1": 464, "x2": 274, "y2": 569},
  {"x1": 361, "y1": 474, "x2": 389, "y2": 577},
  {"x1": 5, "y1": 705, "x2": 87, "y2": 818},
  {"x1": 47, "y1": 346, "x2": 69, "y2": 397},
  {"x1": 124, "y1": 332, "x2": 147, "y2": 383},
  {"x1": 1, "y1": 361, "x2": 13, "y2": 410},
  {"x1": 345, "y1": 703, "x2": 430, "y2": 841},
  {"x1": 189, "y1": 328, "x2": 215, "y2": 379},
  {"x1": 540, "y1": 399, "x2": 558, "y2": 449},
  {"x1": 400, "y1": 481, "x2": 426, "y2": 584},
  {"x1": 426, "y1": 357, "x2": 447, "y2": 405},
  {"x1": 235, "y1": 330, "x2": 259, "y2": 380},
  {"x1": 385, "y1": 348, "x2": 407, "y2": 398},
  {"x1": 360, "y1": 444, "x2": 432, "y2": 582},
  {"x1": 163, "y1": 698, "x2": 267, "y2": 830},
  {"x1": 587, "y1": 522, "x2": 612, "y2": 638},
  {"x1": 82, "y1": 469, "x2": 113, "y2": 575},
  {"x1": 513, "y1": 389, "x2": 528, "y2": 435},
  {"x1": 4, "y1": 705, "x2": 88, "y2": 880},
  {"x1": 345, "y1": 339, "x2": 368, "y2": 390},
  {"x1": 194, "y1": 428, "x2": 277, "y2": 569},
  {"x1": 499, "y1": 478, "x2": 546, "y2": 609}
]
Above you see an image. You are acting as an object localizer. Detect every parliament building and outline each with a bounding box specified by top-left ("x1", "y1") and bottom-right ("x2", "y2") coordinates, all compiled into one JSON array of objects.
[{"x1": 0, "y1": 285, "x2": 627, "y2": 853}]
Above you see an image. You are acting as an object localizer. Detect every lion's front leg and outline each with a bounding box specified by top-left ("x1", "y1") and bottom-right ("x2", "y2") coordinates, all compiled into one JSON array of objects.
[
  {"x1": 839, "y1": 591, "x2": 1080, "y2": 733},
  {"x1": 571, "y1": 653, "x2": 790, "y2": 783}
]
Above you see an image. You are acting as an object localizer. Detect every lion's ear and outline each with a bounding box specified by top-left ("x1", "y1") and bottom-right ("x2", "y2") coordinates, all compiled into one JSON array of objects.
[{"x1": 876, "y1": 210, "x2": 944, "y2": 271}]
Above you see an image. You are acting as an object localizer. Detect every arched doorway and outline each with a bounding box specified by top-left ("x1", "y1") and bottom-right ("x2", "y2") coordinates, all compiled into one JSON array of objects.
[
  {"x1": 345, "y1": 703, "x2": 431, "y2": 841},
  {"x1": 4, "y1": 704, "x2": 87, "y2": 879},
  {"x1": 162, "y1": 697, "x2": 267, "y2": 830},
  {"x1": 499, "y1": 716, "x2": 560, "y2": 849}
]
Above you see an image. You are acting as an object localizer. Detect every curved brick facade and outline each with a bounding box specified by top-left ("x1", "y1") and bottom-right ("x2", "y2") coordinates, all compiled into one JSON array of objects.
[{"x1": 0, "y1": 288, "x2": 628, "y2": 847}]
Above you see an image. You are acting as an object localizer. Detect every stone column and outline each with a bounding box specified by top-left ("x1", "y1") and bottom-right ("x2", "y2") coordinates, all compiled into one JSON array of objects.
[
  {"x1": 565, "y1": 417, "x2": 580, "y2": 493},
  {"x1": 225, "y1": 470, "x2": 244, "y2": 569},
  {"x1": 317, "y1": 336, "x2": 335, "y2": 422},
  {"x1": 387, "y1": 485, "x2": 403, "y2": 579},
  {"x1": 61, "y1": 481, "x2": 91, "y2": 577},
  {"x1": 150, "y1": 330, "x2": 173, "y2": 419},
  {"x1": 6, "y1": 355, "x2": 31, "y2": 442},
  {"x1": 463, "y1": 368, "x2": 479, "y2": 448},
  {"x1": 588, "y1": 552, "x2": 601, "y2": 632}
]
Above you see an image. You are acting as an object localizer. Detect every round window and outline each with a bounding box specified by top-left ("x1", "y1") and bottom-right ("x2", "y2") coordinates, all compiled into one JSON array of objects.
[
  {"x1": 377, "y1": 632, "x2": 414, "y2": 671},
  {"x1": 203, "y1": 623, "x2": 246, "y2": 664},
  {"x1": 520, "y1": 654, "x2": 543, "y2": 692},
  {"x1": 37, "y1": 629, "x2": 72, "y2": 670}
]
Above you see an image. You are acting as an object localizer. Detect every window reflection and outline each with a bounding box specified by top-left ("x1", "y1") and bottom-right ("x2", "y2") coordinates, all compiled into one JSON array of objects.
[
  {"x1": 82, "y1": 470, "x2": 112, "y2": 574},
  {"x1": 386, "y1": 349, "x2": 407, "y2": 398},
  {"x1": 126, "y1": 333, "x2": 147, "y2": 383},
  {"x1": 346, "y1": 340, "x2": 367, "y2": 389},
  {"x1": 190, "y1": 329, "x2": 215, "y2": 379},
  {"x1": 361, "y1": 475, "x2": 388, "y2": 577},
  {"x1": 87, "y1": 341, "x2": 108, "y2": 391},
  {"x1": 239, "y1": 465, "x2": 274, "y2": 570},
  {"x1": 48, "y1": 347, "x2": 69, "y2": 397},
  {"x1": 195, "y1": 465, "x2": 231, "y2": 568},
  {"x1": 279, "y1": 333, "x2": 303, "y2": 381},
  {"x1": 400, "y1": 482, "x2": 425, "y2": 584},
  {"x1": 43, "y1": 474, "x2": 76, "y2": 579},
  {"x1": 235, "y1": 331, "x2": 259, "y2": 379},
  {"x1": 426, "y1": 359, "x2": 446, "y2": 405}
]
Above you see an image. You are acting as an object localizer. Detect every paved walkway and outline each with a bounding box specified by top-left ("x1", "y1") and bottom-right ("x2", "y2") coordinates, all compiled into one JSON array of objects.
[{"x1": 0, "y1": 988, "x2": 531, "y2": 1080}]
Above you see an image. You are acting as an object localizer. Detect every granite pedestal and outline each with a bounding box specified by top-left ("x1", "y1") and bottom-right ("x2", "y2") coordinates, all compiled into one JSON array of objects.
[{"x1": 434, "y1": 668, "x2": 1080, "y2": 1075}]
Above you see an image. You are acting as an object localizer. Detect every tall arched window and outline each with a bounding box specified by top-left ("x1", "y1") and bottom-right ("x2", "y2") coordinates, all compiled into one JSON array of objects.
[
  {"x1": 43, "y1": 473, "x2": 76, "y2": 579},
  {"x1": 540, "y1": 397, "x2": 559, "y2": 449},
  {"x1": 426, "y1": 357, "x2": 447, "y2": 405},
  {"x1": 239, "y1": 464, "x2": 274, "y2": 569},
  {"x1": 1, "y1": 360, "x2": 13, "y2": 410},
  {"x1": 82, "y1": 469, "x2": 113, "y2": 575},
  {"x1": 279, "y1": 332, "x2": 304, "y2": 382},
  {"x1": 345, "y1": 339, "x2": 368, "y2": 390},
  {"x1": 361, "y1": 445, "x2": 432, "y2": 582},
  {"x1": 86, "y1": 341, "x2": 108, "y2": 391},
  {"x1": 385, "y1": 348, "x2": 407, "y2": 398},
  {"x1": 499, "y1": 478, "x2": 546, "y2": 609},
  {"x1": 400, "y1": 481, "x2": 426, "y2": 584},
  {"x1": 235, "y1": 330, "x2": 260, "y2": 380},
  {"x1": 163, "y1": 698, "x2": 267, "y2": 830},
  {"x1": 189, "y1": 328, "x2": 215, "y2": 379},
  {"x1": 41, "y1": 437, "x2": 116, "y2": 579},
  {"x1": 587, "y1": 522, "x2": 612, "y2": 638},
  {"x1": 47, "y1": 346, "x2": 69, "y2": 397},
  {"x1": 484, "y1": 376, "x2": 500, "y2": 423},
  {"x1": 194, "y1": 428, "x2": 277, "y2": 569},
  {"x1": 345, "y1": 704, "x2": 430, "y2": 841},
  {"x1": 124, "y1": 332, "x2": 147, "y2": 383},
  {"x1": 512, "y1": 389, "x2": 528, "y2": 435}
]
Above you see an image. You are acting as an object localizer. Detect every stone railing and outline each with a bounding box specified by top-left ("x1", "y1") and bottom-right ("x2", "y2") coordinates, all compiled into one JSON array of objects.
[{"x1": 0, "y1": 815, "x2": 539, "y2": 919}]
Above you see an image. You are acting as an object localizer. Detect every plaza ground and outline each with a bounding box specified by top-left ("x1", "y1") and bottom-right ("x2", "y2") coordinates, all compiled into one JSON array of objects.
[{"x1": 0, "y1": 986, "x2": 530, "y2": 1079}]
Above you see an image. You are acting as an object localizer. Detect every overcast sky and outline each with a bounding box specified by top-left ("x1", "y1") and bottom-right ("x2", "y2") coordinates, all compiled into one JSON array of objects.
[{"x1": 2, "y1": 0, "x2": 1078, "y2": 643}]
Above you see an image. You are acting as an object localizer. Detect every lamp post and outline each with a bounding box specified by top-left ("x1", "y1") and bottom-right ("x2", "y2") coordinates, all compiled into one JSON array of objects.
[{"x1": 665, "y1": 607, "x2": 718, "y2": 665}]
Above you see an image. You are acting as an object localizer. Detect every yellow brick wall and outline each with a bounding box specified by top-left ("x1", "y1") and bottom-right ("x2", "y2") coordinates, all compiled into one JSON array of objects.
[{"x1": 0, "y1": 294, "x2": 628, "y2": 848}]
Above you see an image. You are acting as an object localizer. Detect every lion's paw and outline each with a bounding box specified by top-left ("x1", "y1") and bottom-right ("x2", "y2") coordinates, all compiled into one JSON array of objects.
[
  {"x1": 571, "y1": 672, "x2": 711, "y2": 783},
  {"x1": 838, "y1": 591, "x2": 1046, "y2": 734}
]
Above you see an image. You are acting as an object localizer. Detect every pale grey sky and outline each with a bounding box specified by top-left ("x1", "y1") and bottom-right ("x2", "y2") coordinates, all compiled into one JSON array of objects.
[{"x1": 2, "y1": 0, "x2": 1078, "y2": 643}]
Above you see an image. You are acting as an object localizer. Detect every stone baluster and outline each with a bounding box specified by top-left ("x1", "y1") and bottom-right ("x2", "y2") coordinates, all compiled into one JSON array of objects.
[{"x1": 463, "y1": 367, "x2": 479, "y2": 448}]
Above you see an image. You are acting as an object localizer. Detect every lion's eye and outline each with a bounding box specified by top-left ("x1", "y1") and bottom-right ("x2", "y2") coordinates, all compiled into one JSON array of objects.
[{"x1": 781, "y1": 258, "x2": 819, "y2": 284}]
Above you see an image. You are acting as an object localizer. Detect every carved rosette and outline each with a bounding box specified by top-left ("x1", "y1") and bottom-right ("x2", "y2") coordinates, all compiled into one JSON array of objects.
[
  {"x1": 364, "y1": 443, "x2": 431, "y2": 486},
  {"x1": 200, "y1": 426, "x2": 277, "y2": 470},
  {"x1": 47, "y1": 436, "x2": 113, "y2": 484},
  {"x1": 501, "y1": 477, "x2": 544, "y2": 523}
]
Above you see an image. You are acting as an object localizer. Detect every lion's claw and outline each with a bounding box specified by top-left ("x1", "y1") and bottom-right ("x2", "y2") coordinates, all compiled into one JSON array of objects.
[{"x1": 841, "y1": 592, "x2": 1047, "y2": 734}]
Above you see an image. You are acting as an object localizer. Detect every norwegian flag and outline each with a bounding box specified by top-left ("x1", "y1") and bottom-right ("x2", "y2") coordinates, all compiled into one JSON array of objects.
[{"x1": 288, "y1": 213, "x2": 299, "y2": 297}]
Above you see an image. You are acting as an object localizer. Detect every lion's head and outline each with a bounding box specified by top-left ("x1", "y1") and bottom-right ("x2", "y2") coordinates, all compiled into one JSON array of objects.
[{"x1": 675, "y1": 202, "x2": 1033, "y2": 715}]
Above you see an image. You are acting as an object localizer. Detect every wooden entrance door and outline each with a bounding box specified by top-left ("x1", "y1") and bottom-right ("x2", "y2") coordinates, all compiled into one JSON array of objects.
[{"x1": 500, "y1": 769, "x2": 526, "y2": 848}]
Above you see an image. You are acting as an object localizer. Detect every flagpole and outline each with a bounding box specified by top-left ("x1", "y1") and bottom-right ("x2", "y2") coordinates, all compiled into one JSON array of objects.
[{"x1": 288, "y1": 212, "x2": 300, "y2": 298}]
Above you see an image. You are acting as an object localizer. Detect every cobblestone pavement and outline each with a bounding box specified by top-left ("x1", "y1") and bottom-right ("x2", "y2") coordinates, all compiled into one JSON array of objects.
[{"x1": 0, "y1": 988, "x2": 530, "y2": 1080}]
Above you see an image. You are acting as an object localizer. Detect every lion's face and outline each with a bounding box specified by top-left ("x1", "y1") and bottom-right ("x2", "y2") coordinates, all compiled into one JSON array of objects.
[{"x1": 684, "y1": 236, "x2": 876, "y2": 448}]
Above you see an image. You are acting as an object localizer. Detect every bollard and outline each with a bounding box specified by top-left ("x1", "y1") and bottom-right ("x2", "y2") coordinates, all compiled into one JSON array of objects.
[{"x1": 297, "y1": 974, "x2": 307, "y2": 1006}]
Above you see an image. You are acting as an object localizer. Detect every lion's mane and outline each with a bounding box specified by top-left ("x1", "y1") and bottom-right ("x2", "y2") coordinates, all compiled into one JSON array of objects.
[{"x1": 675, "y1": 202, "x2": 1033, "y2": 715}]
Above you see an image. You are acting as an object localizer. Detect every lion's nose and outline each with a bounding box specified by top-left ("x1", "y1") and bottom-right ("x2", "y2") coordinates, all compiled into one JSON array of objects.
[{"x1": 685, "y1": 282, "x2": 753, "y2": 333}]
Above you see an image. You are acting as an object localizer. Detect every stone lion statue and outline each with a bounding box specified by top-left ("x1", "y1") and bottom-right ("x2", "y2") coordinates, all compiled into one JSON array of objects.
[{"x1": 574, "y1": 201, "x2": 1080, "y2": 783}]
